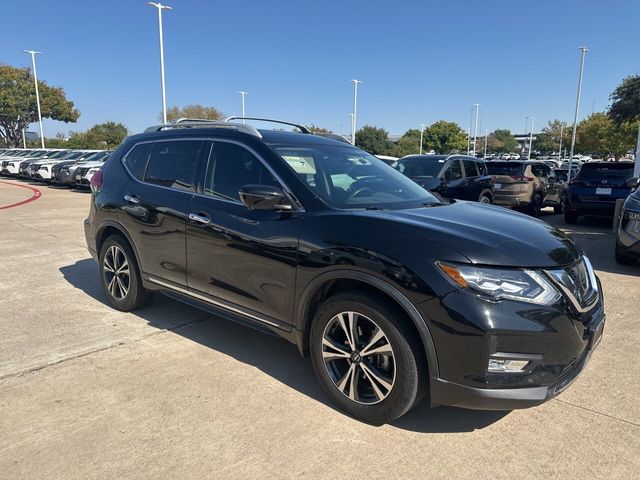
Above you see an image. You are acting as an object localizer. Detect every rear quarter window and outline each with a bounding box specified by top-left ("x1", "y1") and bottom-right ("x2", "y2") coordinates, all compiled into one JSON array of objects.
[{"x1": 123, "y1": 143, "x2": 152, "y2": 180}]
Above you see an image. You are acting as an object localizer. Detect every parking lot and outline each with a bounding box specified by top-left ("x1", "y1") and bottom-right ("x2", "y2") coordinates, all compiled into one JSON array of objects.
[{"x1": 0, "y1": 178, "x2": 638, "y2": 479}]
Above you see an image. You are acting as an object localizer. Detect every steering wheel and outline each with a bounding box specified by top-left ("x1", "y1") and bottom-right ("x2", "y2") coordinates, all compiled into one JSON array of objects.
[{"x1": 345, "y1": 186, "x2": 373, "y2": 202}]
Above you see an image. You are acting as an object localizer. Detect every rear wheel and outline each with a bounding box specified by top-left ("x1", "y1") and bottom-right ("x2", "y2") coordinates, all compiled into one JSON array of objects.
[
  {"x1": 309, "y1": 291, "x2": 427, "y2": 424},
  {"x1": 615, "y1": 243, "x2": 636, "y2": 265},
  {"x1": 99, "y1": 235, "x2": 154, "y2": 311},
  {"x1": 478, "y1": 191, "x2": 492, "y2": 204}
]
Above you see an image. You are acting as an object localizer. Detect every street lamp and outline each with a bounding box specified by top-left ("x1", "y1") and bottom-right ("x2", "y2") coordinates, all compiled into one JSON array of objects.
[
  {"x1": 466, "y1": 128, "x2": 471, "y2": 154},
  {"x1": 419, "y1": 123, "x2": 425, "y2": 154},
  {"x1": 237, "y1": 91, "x2": 248, "y2": 123},
  {"x1": 24, "y1": 50, "x2": 44, "y2": 148},
  {"x1": 472, "y1": 104, "x2": 480, "y2": 156},
  {"x1": 558, "y1": 122, "x2": 565, "y2": 160},
  {"x1": 350, "y1": 79, "x2": 361, "y2": 145},
  {"x1": 484, "y1": 129, "x2": 488, "y2": 157},
  {"x1": 527, "y1": 116, "x2": 535, "y2": 160},
  {"x1": 568, "y1": 47, "x2": 588, "y2": 182},
  {"x1": 148, "y1": 2, "x2": 173, "y2": 124}
]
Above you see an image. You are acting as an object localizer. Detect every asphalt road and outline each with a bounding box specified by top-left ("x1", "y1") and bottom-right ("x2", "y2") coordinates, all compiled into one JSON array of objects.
[{"x1": 1, "y1": 179, "x2": 638, "y2": 479}]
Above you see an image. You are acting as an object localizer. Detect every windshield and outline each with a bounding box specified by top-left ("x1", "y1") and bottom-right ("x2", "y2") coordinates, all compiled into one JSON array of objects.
[
  {"x1": 394, "y1": 157, "x2": 445, "y2": 177},
  {"x1": 82, "y1": 151, "x2": 109, "y2": 162},
  {"x1": 576, "y1": 163, "x2": 634, "y2": 181},
  {"x1": 59, "y1": 151, "x2": 87, "y2": 160},
  {"x1": 486, "y1": 161, "x2": 525, "y2": 176},
  {"x1": 46, "y1": 150, "x2": 71, "y2": 159},
  {"x1": 275, "y1": 145, "x2": 439, "y2": 209},
  {"x1": 28, "y1": 150, "x2": 49, "y2": 158}
]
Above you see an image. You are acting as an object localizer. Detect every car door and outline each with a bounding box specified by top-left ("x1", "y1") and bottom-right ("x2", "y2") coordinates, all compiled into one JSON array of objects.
[
  {"x1": 461, "y1": 159, "x2": 482, "y2": 201},
  {"x1": 185, "y1": 139, "x2": 302, "y2": 328},
  {"x1": 440, "y1": 158, "x2": 466, "y2": 199},
  {"x1": 119, "y1": 139, "x2": 208, "y2": 287},
  {"x1": 530, "y1": 163, "x2": 551, "y2": 203}
]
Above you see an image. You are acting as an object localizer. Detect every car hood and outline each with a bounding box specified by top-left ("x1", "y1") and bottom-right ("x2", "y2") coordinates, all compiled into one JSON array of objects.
[{"x1": 357, "y1": 201, "x2": 581, "y2": 268}]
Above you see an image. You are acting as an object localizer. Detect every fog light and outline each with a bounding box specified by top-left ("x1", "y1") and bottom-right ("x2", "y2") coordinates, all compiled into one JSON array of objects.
[{"x1": 488, "y1": 358, "x2": 530, "y2": 372}]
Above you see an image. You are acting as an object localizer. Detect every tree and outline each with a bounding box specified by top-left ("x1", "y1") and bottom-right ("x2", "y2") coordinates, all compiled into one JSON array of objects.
[
  {"x1": 608, "y1": 75, "x2": 640, "y2": 125},
  {"x1": 576, "y1": 112, "x2": 637, "y2": 160},
  {"x1": 489, "y1": 129, "x2": 519, "y2": 153},
  {"x1": 355, "y1": 125, "x2": 393, "y2": 155},
  {"x1": 307, "y1": 125, "x2": 332, "y2": 134},
  {"x1": 0, "y1": 64, "x2": 79, "y2": 147},
  {"x1": 85, "y1": 121, "x2": 128, "y2": 149},
  {"x1": 533, "y1": 119, "x2": 567, "y2": 154},
  {"x1": 162, "y1": 104, "x2": 224, "y2": 122},
  {"x1": 422, "y1": 121, "x2": 467, "y2": 154},
  {"x1": 393, "y1": 128, "x2": 421, "y2": 157}
]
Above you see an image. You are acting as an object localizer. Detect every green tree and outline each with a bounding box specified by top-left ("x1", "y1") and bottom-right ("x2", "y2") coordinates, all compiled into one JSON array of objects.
[
  {"x1": 0, "y1": 64, "x2": 79, "y2": 147},
  {"x1": 533, "y1": 119, "x2": 567, "y2": 154},
  {"x1": 422, "y1": 121, "x2": 467, "y2": 154},
  {"x1": 608, "y1": 75, "x2": 640, "y2": 125},
  {"x1": 489, "y1": 129, "x2": 519, "y2": 153},
  {"x1": 576, "y1": 112, "x2": 637, "y2": 160},
  {"x1": 85, "y1": 121, "x2": 128, "y2": 149},
  {"x1": 163, "y1": 104, "x2": 224, "y2": 122},
  {"x1": 393, "y1": 128, "x2": 421, "y2": 157},
  {"x1": 307, "y1": 125, "x2": 332, "y2": 134},
  {"x1": 355, "y1": 125, "x2": 393, "y2": 155}
]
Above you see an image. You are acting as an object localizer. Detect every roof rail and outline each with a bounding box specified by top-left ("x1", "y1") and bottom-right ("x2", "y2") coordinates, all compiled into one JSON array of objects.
[
  {"x1": 223, "y1": 117, "x2": 311, "y2": 134},
  {"x1": 144, "y1": 119, "x2": 262, "y2": 137}
]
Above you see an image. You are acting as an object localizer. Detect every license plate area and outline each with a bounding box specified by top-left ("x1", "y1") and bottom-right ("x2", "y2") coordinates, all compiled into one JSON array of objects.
[{"x1": 595, "y1": 187, "x2": 612, "y2": 195}]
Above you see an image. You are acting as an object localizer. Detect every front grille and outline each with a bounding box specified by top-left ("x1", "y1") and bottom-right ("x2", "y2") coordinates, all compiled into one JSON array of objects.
[
  {"x1": 75, "y1": 167, "x2": 89, "y2": 177},
  {"x1": 546, "y1": 257, "x2": 599, "y2": 313}
]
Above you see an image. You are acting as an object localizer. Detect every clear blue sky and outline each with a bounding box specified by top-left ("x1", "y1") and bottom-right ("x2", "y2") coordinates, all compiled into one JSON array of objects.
[{"x1": 1, "y1": 0, "x2": 638, "y2": 137}]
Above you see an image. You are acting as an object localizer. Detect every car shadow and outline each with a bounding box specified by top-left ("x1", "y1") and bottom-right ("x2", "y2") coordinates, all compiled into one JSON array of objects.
[{"x1": 59, "y1": 258, "x2": 508, "y2": 433}]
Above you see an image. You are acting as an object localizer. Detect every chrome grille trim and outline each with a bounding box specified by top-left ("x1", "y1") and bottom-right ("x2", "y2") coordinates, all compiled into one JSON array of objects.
[{"x1": 545, "y1": 256, "x2": 599, "y2": 313}]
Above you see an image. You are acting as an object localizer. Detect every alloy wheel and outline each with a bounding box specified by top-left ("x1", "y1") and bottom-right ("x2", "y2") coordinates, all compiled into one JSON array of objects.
[
  {"x1": 321, "y1": 311, "x2": 396, "y2": 405},
  {"x1": 103, "y1": 245, "x2": 130, "y2": 300}
]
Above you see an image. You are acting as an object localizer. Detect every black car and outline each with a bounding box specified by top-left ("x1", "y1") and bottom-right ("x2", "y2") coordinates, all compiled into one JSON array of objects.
[
  {"x1": 565, "y1": 162, "x2": 638, "y2": 224},
  {"x1": 615, "y1": 187, "x2": 640, "y2": 264},
  {"x1": 84, "y1": 118, "x2": 605, "y2": 424},
  {"x1": 393, "y1": 154, "x2": 494, "y2": 203}
]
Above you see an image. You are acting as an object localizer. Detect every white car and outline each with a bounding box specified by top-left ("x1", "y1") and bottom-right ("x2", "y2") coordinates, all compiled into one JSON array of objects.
[{"x1": 31, "y1": 151, "x2": 98, "y2": 181}]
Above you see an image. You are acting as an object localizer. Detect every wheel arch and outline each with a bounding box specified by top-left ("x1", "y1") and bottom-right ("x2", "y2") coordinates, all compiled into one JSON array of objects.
[
  {"x1": 96, "y1": 221, "x2": 141, "y2": 268},
  {"x1": 296, "y1": 269, "x2": 439, "y2": 379}
]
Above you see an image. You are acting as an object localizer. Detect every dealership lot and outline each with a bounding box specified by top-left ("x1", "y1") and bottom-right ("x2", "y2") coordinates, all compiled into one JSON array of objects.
[{"x1": 0, "y1": 179, "x2": 639, "y2": 479}]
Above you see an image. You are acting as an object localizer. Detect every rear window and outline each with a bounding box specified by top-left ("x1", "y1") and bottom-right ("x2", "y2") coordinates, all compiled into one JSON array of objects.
[
  {"x1": 395, "y1": 158, "x2": 444, "y2": 177},
  {"x1": 576, "y1": 163, "x2": 634, "y2": 180},
  {"x1": 486, "y1": 162, "x2": 524, "y2": 176}
]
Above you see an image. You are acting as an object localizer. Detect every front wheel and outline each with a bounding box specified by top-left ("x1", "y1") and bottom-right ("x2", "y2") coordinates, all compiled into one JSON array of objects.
[
  {"x1": 478, "y1": 191, "x2": 492, "y2": 204},
  {"x1": 309, "y1": 292, "x2": 427, "y2": 424}
]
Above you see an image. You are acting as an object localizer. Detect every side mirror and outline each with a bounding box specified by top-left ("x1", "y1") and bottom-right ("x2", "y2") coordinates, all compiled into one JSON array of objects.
[
  {"x1": 239, "y1": 184, "x2": 293, "y2": 211},
  {"x1": 626, "y1": 177, "x2": 639, "y2": 189}
]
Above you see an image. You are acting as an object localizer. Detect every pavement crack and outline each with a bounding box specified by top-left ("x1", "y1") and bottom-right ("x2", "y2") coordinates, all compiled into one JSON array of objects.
[
  {"x1": 0, "y1": 315, "x2": 211, "y2": 381},
  {"x1": 552, "y1": 397, "x2": 640, "y2": 428}
]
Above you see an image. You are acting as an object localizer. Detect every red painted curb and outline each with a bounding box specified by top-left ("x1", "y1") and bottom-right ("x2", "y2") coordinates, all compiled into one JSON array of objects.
[{"x1": 0, "y1": 180, "x2": 42, "y2": 210}]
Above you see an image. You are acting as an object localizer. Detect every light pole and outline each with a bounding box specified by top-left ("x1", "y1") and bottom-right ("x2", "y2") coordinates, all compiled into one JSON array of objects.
[
  {"x1": 472, "y1": 104, "x2": 480, "y2": 156},
  {"x1": 24, "y1": 50, "x2": 44, "y2": 148},
  {"x1": 466, "y1": 128, "x2": 471, "y2": 154},
  {"x1": 568, "y1": 47, "x2": 588, "y2": 182},
  {"x1": 22, "y1": 129, "x2": 27, "y2": 149},
  {"x1": 350, "y1": 79, "x2": 361, "y2": 145},
  {"x1": 419, "y1": 123, "x2": 425, "y2": 154},
  {"x1": 558, "y1": 122, "x2": 565, "y2": 160},
  {"x1": 237, "y1": 91, "x2": 248, "y2": 123},
  {"x1": 148, "y1": 2, "x2": 172, "y2": 124},
  {"x1": 484, "y1": 129, "x2": 488, "y2": 157},
  {"x1": 527, "y1": 117, "x2": 535, "y2": 160}
]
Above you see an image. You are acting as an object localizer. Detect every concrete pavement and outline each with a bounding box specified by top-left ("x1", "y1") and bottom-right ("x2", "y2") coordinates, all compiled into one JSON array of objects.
[{"x1": 0, "y1": 179, "x2": 638, "y2": 479}]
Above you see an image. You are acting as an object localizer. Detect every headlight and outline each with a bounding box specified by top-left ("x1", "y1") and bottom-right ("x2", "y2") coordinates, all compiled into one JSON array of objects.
[{"x1": 437, "y1": 262, "x2": 561, "y2": 305}]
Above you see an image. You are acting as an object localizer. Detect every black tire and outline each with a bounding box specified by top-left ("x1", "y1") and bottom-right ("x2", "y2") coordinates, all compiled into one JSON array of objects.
[
  {"x1": 564, "y1": 211, "x2": 579, "y2": 224},
  {"x1": 527, "y1": 194, "x2": 543, "y2": 217},
  {"x1": 99, "y1": 235, "x2": 154, "y2": 311},
  {"x1": 615, "y1": 243, "x2": 636, "y2": 265},
  {"x1": 309, "y1": 291, "x2": 427, "y2": 424},
  {"x1": 478, "y1": 191, "x2": 492, "y2": 204}
]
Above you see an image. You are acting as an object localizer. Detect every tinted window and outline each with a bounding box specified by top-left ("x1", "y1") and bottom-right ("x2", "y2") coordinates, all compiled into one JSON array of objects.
[
  {"x1": 530, "y1": 164, "x2": 548, "y2": 177},
  {"x1": 124, "y1": 143, "x2": 152, "y2": 180},
  {"x1": 205, "y1": 142, "x2": 279, "y2": 201},
  {"x1": 396, "y1": 158, "x2": 444, "y2": 177},
  {"x1": 144, "y1": 140, "x2": 204, "y2": 191},
  {"x1": 576, "y1": 163, "x2": 634, "y2": 180},
  {"x1": 445, "y1": 160, "x2": 462, "y2": 180},
  {"x1": 477, "y1": 162, "x2": 488, "y2": 175},
  {"x1": 462, "y1": 160, "x2": 479, "y2": 177},
  {"x1": 486, "y1": 162, "x2": 525, "y2": 176}
]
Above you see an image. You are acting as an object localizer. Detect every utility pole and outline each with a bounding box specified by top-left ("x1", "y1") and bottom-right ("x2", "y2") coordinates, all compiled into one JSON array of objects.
[
  {"x1": 419, "y1": 123, "x2": 425, "y2": 154},
  {"x1": 24, "y1": 50, "x2": 44, "y2": 148},
  {"x1": 472, "y1": 104, "x2": 480, "y2": 156},
  {"x1": 148, "y1": 2, "x2": 173, "y2": 124},
  {"x1": 527, "y1": 117, "x2": 535, "y2": 160},
  {"x1": 568, "y1": 47, "x2": 588, "y2": 182},
  {"x1": 350, "y1": 79, "x2": 361, "y2": 145}
]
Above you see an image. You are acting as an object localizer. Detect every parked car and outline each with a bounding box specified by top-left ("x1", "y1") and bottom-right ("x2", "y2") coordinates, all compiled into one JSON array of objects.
[
  {"x1": 615, "y1": 187, "x2": 640, "y2": 264},
  {"x1": 84, "y1": 118, "x2": 605, "y2": 424},
  {"x1": 30, "y1": 150, "x2": 94, "y2": 181},
  {"x1": 565, "y1": 162, "x2": 638, "y2": 224},
  {"x1": 51, "y1": 151, "x2": 110, "y2": 186},
  {"x1": 74, "y1": 154, "x2": 112, "y2": 187},
  {"x1": 486, "y1": 161, "x2": 564, "y2": 216},
  {"x1": 375, "y1": 155, "x2": 398, "y2": 165},
  {"x1": 394, "y1": 154, "x2": 494, "y2": 203}
]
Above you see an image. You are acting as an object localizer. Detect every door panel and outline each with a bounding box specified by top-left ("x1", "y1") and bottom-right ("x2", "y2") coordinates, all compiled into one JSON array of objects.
[{"x1": 441, "y1": 159, "x2": 467, "y2": 199}]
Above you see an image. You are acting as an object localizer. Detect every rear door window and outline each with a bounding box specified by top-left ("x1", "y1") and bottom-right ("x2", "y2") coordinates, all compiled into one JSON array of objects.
[
  {"x1": 143, "y1": 140, "x2": 205, "y2": 192},
  {"x1": 462, "y1": 160, "x2": 479, "y2": 178},
  {"x1": 530, "y1": 164, "x2": 548, "y2": 178},
  {"x1": 445, "y1": 160, "x2": 463, "y2": 180}
]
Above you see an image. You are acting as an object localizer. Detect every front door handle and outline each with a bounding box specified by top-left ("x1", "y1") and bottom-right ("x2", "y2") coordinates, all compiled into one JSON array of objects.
[
  {"x1": 124, "y1": 194, "x2": 139, "y2": 204},
  {"x1": 188, "y1": 212, "x2": 211, "y2": 225}
]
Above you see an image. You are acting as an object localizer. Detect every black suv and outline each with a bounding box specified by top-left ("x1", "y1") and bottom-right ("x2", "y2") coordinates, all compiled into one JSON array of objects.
[
  {"x1": 85, "y1": 118, "x2": 605, "y2": 424},
  {"x1": 393, "y1": 154, "x2": 494, "y2": 203}
]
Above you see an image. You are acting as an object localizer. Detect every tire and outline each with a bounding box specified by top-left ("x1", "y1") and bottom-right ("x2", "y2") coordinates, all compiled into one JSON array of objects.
[
  {"x1": 309, "y1": 291, "x2": 427, "y2": 424},
  {"x1": 528, "y1": 194, "x2": 542, "y2": 217},
  {"x1": 478, "y1": 191, "x2": 492, "y2": 204},
  {"x1": 99, "y1": 235, "x2": 154, "y2": 311},
  {"x1": 564, "y1": 211, "x2": 579, "y2": 224},
  {"x1": 615, "y1": 243, "x2": 636, "y2": 265}
]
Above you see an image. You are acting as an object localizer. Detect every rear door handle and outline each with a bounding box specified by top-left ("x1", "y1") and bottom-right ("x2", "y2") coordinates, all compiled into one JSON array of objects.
[
  {"x1": 188, "y1": 212, "x2": 211, "y2": 225},
  {"x1": 124, "y1": 194, "x2": 139, "y2": 204}
]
